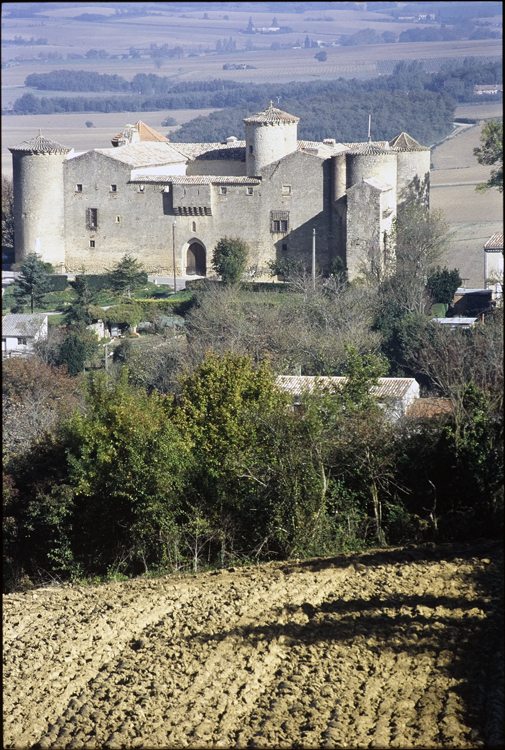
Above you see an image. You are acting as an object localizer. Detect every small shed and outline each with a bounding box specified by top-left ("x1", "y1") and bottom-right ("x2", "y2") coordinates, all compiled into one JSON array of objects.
[
  {"x1": 275, "y1": 376, "x2": 420, "y2": 421},
  {"x1": 484, "y1": 233, "x2": 503, "y2": 300},
  {"x1": 2, "y1": 313, "x2": 48, "y2": 355}
]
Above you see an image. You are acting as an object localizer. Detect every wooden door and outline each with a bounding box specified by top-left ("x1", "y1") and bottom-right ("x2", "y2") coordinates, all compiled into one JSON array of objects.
[{"x1": 186, "y1": 242, "x2": 206, "y2": 275}]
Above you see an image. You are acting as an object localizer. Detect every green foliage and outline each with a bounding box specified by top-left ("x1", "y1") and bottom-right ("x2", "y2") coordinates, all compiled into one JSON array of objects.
[
  {"x1": 44, "y1": 275, "x2": 69, "y2": 292},
  {"x1": 106, "y1": 253, "x2": 148, "y2": 297},
  {"x1": 427, "y1": 267, "x2": 462, "y2": 305},
  {"x1": 474, "y1": 120, "x2": 503, "y2": 193},
  {"x1": 58, "y1": 333, "x2": 86, "y2": 376},
  {"x1": 76, "y1": 274, "x2": 111, "y2": 292},
  {"x1": 2, "y1": 175, "x2": 14, "y2": 249},
  {"x1": 64, "y1": 275, "x2": 98, "y2": 325},
  {"x1": 315, "y1": 51, "x2": 327, "y2": 62},
  {"x1": 211, "y1": 237, "x2": 249, "y2": 284},
  {"x1": 11, "y1": 254, "x2": 54, "y2": 313}
]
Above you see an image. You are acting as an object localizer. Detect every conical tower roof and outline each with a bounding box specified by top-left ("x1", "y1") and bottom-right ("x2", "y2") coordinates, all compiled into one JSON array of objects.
[
  {"x1": 244, "y1": 101, "x2": 299, "y2": 124},
  {"x1": 389, "y1": 132, "x2": 429, "y2": 152},
  {"x1": 9, "y1": 131, "x2": 70, "y2": 154},
  {"x1": 345, "y1": 142, "x2": 392, "y2": 156}
]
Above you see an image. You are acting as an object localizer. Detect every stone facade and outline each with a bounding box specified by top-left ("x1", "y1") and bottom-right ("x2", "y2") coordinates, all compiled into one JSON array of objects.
[{"x1": 10, "y1": 106, "x2": 431, "y2": 279}]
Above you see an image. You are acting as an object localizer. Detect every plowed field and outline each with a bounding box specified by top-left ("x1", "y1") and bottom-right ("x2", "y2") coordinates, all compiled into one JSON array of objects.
[{"x1": 3, "y1": 540, "x2": 503, "y2": 749}]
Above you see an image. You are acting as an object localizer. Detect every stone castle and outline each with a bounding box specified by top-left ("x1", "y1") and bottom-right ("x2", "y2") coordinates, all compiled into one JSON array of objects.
[{"x1": 10, "y1": 103, "x2": 430, "y2": 280}]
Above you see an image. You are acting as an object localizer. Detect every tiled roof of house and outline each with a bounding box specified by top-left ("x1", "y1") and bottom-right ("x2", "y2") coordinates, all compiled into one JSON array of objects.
[
  {"x1": 111, "y1": 121, "x2": 170, "y2": 145},
  {"x1": 243, "y1": 103, "x2": 300, "y2": 124},
  {"x1": 9, "y1": 133, "x2": 70, "y2": 154},
  {"x1": 2, "y1": 313, "x2": 47, "y2": 337},
  {"x1": 94, "y1": 143, "x2": 188, "y2": 167},
  {"x1": 389, "y1": 132, "x2": 430, "y2": 152},
  {"x1": 484, "y1": 233, "x2": 503, "y2": 250},
  {"x1": 275, "y1": 376, "x2": 418, "y2": 399},
  {"x1": 128, "y1": 175, "x2": 261, "y2": 185}
]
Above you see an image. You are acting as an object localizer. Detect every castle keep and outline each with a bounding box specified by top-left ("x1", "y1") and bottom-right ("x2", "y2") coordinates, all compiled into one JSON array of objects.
[{"x1": 10, "y1": 104, "x2": 430, "y2": 279}]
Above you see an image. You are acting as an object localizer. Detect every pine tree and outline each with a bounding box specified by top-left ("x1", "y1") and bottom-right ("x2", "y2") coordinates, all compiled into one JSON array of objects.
[
  {"x1": 106, "y1": 253, "x2": 147, "y2": 298},
  {"x1": 12, "y1": 253, "x2": 53, "y2": 313}
]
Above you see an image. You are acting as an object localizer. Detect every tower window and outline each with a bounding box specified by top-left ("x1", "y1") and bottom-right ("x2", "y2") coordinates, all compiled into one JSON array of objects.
[
  {"x1": 249, "y1": 145, "x2": 254, "y2": 154},
  {"x1": 86, "y1": 208, "x2": 98, "y2": 230},
  {"x1": 192, "y1": 221, "x2": 197, "y2": 232},
  {"x1": 90, "y1": 240, "x2": 95, "y2": 248},
  {"x1": 110, "y1": 184, "x2": 117, "y2": 192},
  {"x1": 115, "y1": 215, "x2": 121, "y2": 223},
  {"x1": 282, "y1": 185, "x2": 292, "y2": 196},
  {"x1": 138, "y1": 185, "x2": 145, "y2": 192},
  {"x1": 282, "y1": 244, "x2": 288, "y2": 252},
  {"x1": 247, "y1": 187, "x2": 254, "y2": 195},
  {"x1": 75, "y1": 184, "x2": 82, "y2": 192},
  {"x1": 220, "y1": 186, "x2": 227, "y2": 195}
]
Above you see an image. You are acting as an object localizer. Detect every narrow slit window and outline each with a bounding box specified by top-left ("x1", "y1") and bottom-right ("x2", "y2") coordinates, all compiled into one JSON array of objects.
[
  {"x1": 89, "y1": 240, "x2": 95, "y2": 248},
  {"x1": 192, "y1": 221, "x2": 197, "y2": 232},
  {"x1": 87, "y1": 207, "x2": 98, "y2": 230},
  {"x1": 249, "y1": 145, "x2": 254, "y2": 154},
  {"x1": 115, "y1": 215, "x2": 121, "y2": 223}
]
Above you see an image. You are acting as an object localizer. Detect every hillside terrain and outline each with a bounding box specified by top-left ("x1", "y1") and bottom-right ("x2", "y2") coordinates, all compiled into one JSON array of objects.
[{"x1": 3, "y1": 539, "x2": 503, "y2": 749}]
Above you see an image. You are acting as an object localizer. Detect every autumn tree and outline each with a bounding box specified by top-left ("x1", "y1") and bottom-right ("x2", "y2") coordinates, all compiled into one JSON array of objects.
[{"x1": 474, "y1": 120, "x2": 503, "y2": 193}]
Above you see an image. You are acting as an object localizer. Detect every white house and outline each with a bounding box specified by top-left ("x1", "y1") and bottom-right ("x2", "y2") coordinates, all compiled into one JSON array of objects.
[
  {"x1": 484, "y1": 232, "x2": 503, "y2": 300},
  {"x1": 275, "y1": 375, "x2": 420, "y2": 421},
  {"x1": 2, "y1": 313, "x2": 48, "y2": 356}
]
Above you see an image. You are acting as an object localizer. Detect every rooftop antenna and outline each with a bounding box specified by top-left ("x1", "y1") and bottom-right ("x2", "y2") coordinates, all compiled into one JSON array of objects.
[{"x1": 367, "y1": 115, "x2": 371, "y2": 143}]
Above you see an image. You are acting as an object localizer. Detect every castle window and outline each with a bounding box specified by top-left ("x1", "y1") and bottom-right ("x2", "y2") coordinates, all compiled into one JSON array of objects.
[
  {"x1": 75, "y1": 184, "x2": 82, "y2": 192},
  {"x1": 271, "y1": 211, "x2": 289, "y2": 233},
  {"x1": 110, "y1": 184, "x2": 117, "y2": 192},
  {"x1": 86, "y1": 208, "x2": 98, "y2": 230},
  {"x1": 192, "y1": 221, "x2": 197, "y2": 232},
  {"x1": 249, "y1": 145, "x2": 254, "y2": 154},
  {"x1": 247, "y1": 187, "x2": 254, "y2": 195},
  {"x1": 282, "y1": 185, "x2": 292, "y2": 196},
  {"x1": 282, "y1": 243, "x2": 288, "y2": 252},
  {"x1": 115, "y1": 215, "x2": 121, "y2": 223},
  {"x1": 220, "y1": 186, "x2": 227, "y2": 195},
  {"x1": 89, "y1": 240, "x2": 95, "y2": 248},
  {"x1": 138, "y1": 185, "x2": 145, "y2": 192}
]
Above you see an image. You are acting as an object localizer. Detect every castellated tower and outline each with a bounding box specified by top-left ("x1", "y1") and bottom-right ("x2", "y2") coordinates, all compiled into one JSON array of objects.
[
  {"x1": 244, "y1": 102, "x2": 299, "y2": 176},
  {"x1": 9, "y1": 133, "x2": 71, "y2": 269}
]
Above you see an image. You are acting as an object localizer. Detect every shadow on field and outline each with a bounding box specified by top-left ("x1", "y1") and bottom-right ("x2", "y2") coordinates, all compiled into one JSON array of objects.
[{"x1": 197, "y1": 540, "x2": 504, "y2": 747}]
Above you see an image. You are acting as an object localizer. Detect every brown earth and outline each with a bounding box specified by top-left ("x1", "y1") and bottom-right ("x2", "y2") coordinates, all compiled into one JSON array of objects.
[{"x1": 3, "y1": 540, "x2": 503, "y2": 749}]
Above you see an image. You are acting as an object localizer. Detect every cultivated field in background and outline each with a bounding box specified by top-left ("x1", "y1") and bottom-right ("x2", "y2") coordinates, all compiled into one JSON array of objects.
[{"x1": 1, "y1": 109, "x2": 220, "y2": 177}]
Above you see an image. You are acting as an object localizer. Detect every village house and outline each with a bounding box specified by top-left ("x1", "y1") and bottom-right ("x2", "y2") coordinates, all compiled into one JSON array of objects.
[{"x1": 2, "y1": 312, "x2": 48, "y2": 357}]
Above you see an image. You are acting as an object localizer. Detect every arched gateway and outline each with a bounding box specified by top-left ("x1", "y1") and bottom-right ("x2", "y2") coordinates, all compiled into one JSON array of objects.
[{"x1": 186, "y1": 242, "x2": 206, "y2": 276}]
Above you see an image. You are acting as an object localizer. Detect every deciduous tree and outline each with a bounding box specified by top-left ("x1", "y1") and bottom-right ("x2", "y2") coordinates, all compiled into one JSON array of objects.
[
  {"x1": 211, "y1": 237, "x2": 249, "y2": 284},
  {"x1": 474, "y1": 120, "x2": 503, "y2": 193}
]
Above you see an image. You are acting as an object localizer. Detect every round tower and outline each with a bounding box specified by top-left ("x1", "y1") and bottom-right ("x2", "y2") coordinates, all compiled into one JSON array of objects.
[
  {"x1": 243, "y1": 102, "x2": 299, "y2": 176},
  {"x1": 345, "y1": 142, "x2": 397, "y2": 191},
  {"x1": 389, "y1": 132, "x2": 431, "y2": 212},
  {"x1": 9, "y1": 132, "x2": 71, "y2": 269}
]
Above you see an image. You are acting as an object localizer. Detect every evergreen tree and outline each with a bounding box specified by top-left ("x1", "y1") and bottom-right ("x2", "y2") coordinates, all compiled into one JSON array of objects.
[
  {"x1": 211, "y1": 237, "x2": 249, "y2": 284},
  {"x1": 64, "y1": 274, "x2": 98, "y2": 325},
  {"x1": 58, "y1": 333, "x2": 86, "y2": 376},
  {"x1": 12, "y1": 253, "x2": 53, "y2": 313},
  {"x1": 426, "y1": 267, "x2": 462, "y2": 305},
  {"x1": 106, "y1": 253, "x2": 147, "y2": 297},
  {"x1": 304, "y1": 35, "x2": 311, "y2": 48}
]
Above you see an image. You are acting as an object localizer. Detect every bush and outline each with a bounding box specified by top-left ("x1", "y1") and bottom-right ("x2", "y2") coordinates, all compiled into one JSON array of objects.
[{"x1": 211, "y1": 237, "x2": 249, "y2": 285}]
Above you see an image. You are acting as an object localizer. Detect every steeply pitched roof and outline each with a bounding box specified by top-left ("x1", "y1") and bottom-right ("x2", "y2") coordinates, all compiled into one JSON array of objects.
[
  {"x1": 111, "y1": 121, "x2": 169, "y2": 145},
  {"x1": 9, "y1": 133, "x2": 70, "y2": 154},
  {"x1": 94, "y1": 143, "x2": 188, "y2": 168},
  {"x1": 2, "y1": 313, "x2": 48, "y2": 337},
  {"x1": 243, "y1": 102, "x2": 299, "y2": 124},
  {"x1": 345, "y1": 142, "x2": 393, "y2": 156},
  {"x1": 484, "y1": 232, "x2": 503, "y2": 250},
  {"x1": 389, "y1": 132, "x2": 430, "y2": 152}
]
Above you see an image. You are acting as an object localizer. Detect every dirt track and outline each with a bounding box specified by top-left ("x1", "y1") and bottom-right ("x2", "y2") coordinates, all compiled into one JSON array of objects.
[{"x1": 3, "y1": 540, "x2": 503, "y2": 749}]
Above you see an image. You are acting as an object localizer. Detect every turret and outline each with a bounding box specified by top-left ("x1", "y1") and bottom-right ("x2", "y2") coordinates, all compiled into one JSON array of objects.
[
  {"x1": 9, "y1": 132, "x2": 71, "y2": 269},
  {"x1": 389, "y1": 132, "x2": 431, "y2": 212},
  {"x1": 243, "y1": 102, "x2": 299, "y2": 176}
]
